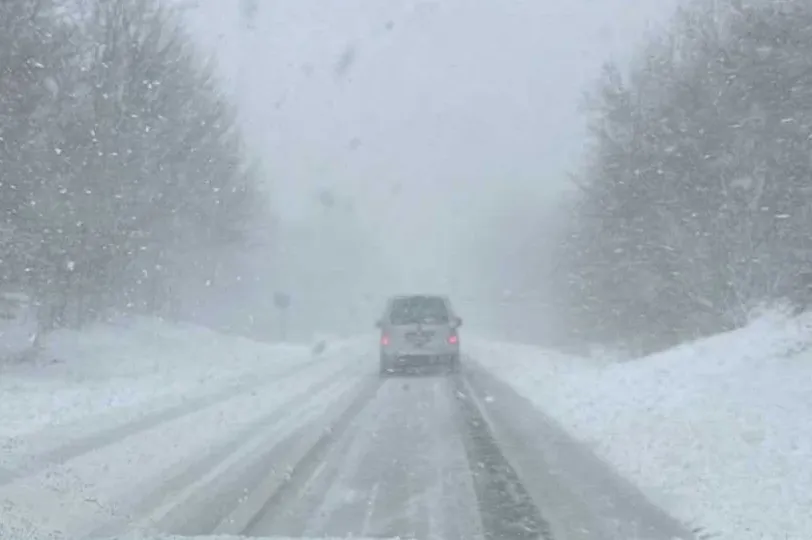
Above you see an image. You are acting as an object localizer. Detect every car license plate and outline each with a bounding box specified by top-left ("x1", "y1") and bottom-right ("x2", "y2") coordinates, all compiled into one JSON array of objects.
[{"x1": 406, "y1": 331, "x2": 433, "y2": 346}]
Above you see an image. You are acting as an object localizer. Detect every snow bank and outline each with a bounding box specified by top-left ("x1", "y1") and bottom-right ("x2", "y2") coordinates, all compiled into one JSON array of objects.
[
  {"x1": 0, "y1": 316, "x2": 310, "y2": 440},
  {"x1": 471, "y1": 311, "x2": 812, "y2": 540}
]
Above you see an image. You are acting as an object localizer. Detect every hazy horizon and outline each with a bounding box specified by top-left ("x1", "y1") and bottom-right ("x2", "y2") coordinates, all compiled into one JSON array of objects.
[{"x1": 179, "y1": 0, "x2": 679, "y2": 340}]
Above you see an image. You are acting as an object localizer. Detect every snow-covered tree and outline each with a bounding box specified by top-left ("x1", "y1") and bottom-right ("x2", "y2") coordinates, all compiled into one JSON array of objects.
[
  {"x1": 1, "y1": 0, "x2": 269, "y2": 331},
  {"x1": 561, "y1": 0, "x2": 812, "y2": 352}
]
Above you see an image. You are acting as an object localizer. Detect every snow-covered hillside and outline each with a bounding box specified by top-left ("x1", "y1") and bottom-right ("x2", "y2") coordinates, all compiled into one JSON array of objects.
[{"x1": 471, "y1": 312, "x2": 812, "y2": 540}]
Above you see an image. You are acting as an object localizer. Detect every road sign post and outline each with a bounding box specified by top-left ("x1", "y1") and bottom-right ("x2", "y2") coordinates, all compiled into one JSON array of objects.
[{"x1": 274, "y1": 292, "x2": 291, "y2": 341}]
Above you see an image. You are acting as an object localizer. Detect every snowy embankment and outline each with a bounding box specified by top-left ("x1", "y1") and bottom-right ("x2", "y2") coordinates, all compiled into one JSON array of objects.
[
  {"x1": 0, "y1": 317, "x2": 308, "y2": 440},
  {"x1": 0, "y1": 317, "x2": 372, "y2": 539},
  {"x1": 471, "y1": 312, "x2": 812, "y2": 540}
]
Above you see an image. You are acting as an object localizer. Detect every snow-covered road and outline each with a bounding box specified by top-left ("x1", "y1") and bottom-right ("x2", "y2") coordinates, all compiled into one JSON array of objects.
[
  {"x1": 244, "y1": 374, "x2": 487, "y2": 540},
  {"x1": 0, "y1": 317, "x2": 702, "y2": 540},
  {"x1": 231, "y1": 366, "x2": 690, "y2": 540}
]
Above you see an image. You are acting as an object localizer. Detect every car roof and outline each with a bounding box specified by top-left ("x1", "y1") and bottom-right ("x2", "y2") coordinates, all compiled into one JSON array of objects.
[{"x1": 387, "y1": 294, "x2": 449, "y2": 301}]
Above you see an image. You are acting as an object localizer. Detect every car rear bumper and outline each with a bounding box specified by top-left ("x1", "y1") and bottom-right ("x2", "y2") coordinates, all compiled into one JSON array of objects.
[
  {"x1": 382, "y1": 342, "x2": 459, "y2": 354},
  {"x1": 382, "y1": 342, "x2": 459, "y2": 356},
  {"x1": 381, "y1": 348, "x2": 459, "y2": 366},
  {"x1": 388, "y1": 352, "x2": 456, "y2": 362}
]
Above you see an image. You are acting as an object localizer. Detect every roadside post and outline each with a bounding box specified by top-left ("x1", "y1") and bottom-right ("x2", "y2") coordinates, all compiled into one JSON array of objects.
[{"x1": 274, "y1": 291, "x2": 291, "y2": 341}]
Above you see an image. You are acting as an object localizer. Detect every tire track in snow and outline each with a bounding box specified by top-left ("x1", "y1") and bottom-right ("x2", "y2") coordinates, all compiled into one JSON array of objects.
[
  {"x1": 91, "y1": 368, "x2": 360, "y2": 537},
  {"x1": 0, "y1": 357, "x2": 323, "y2": 487},
  {"x1": 452, "y1": 372, "x2": 552, "y2": 540},
  {"x1": 246, "y1": 374, "x2": 492, "y2": 540},
  {"x1": 461, "y1": 362, "x2": 694, "y2": 540},
  {"x1": 239, "y1": 375, "x2": 382, "y2": 535}
]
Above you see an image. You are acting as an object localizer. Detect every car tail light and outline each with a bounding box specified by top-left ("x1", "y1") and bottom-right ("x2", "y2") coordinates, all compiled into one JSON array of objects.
[
  {"x1": 448, "y1": 333, "x2": 458, "y2": 345},
  {"x1": 381, "y1": 334, "x2": 390, "y2": 346}
]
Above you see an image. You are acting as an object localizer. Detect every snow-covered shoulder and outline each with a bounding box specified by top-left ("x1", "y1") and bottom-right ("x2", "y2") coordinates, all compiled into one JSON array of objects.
[
  {"x1": 0, "y1": 316, "x2": 311, "y2": 439},
  {"x1": 470, "y1": 311, "x2": 812, "y2": 540}
]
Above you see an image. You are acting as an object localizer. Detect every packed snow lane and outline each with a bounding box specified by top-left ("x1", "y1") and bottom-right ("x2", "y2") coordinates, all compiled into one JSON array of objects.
[
  {"x1": 244, "y1": 373, "x2": 548, "y2": 540},
  {"x1": 0, "y1": 356, "x2": 321, "y2": 489},
  {"x1": 234, "y1": 363, "x2": 694, "y2": 540}
]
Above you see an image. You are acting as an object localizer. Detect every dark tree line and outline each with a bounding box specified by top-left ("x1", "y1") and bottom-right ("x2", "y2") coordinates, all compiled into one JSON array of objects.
[
  {"x1": 1, "y1": 0, "x2": 266, "y2": 331},
  {"x1": 555, "y1": 0, "x2": 812, "y2": 353}
]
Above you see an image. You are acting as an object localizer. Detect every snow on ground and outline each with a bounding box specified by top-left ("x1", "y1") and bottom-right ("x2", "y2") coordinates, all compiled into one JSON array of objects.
[
  {"x1": 0, "y1": 317, "x2": 372, "y2": 539},
  {"x1": 470, "y1": 311, "x2": 812, "y2": 540},
  {"x1": 0, "y1": 316, "x2": 309, "y2": 439}
]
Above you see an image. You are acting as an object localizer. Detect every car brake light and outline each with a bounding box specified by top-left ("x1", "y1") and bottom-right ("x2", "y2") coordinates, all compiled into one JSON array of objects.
[
  {"x1": 448, "y1": 334, "x2": 458, "y2": 344},
  {"x1": 381, "y1": 334, "x2": 390, "y2": 346}
]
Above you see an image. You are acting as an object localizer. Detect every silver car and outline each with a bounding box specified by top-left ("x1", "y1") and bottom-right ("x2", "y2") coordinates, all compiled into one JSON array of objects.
[{"x1": 376, "y1": 294, "x2": 462, "y2": 376}]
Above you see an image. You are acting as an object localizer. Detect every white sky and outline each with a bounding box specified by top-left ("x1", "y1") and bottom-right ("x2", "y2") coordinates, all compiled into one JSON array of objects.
[
  {"x1": 183, "y1": 0, "x2": 675, "y2": 212},
  {"x1": 180, "y1": 0, "x2": 679, "y2": 331}
]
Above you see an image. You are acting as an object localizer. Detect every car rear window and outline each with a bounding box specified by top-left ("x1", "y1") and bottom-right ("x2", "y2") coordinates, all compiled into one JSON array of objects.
[{"x1": 389, "y1": 296, "x2": 449, "y2": 325}]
